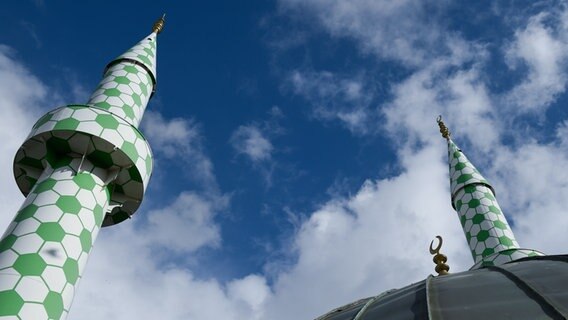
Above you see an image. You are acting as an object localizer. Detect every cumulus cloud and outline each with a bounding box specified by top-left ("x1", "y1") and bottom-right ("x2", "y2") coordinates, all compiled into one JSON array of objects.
[
  {"x1": 142, "y1": 111, "x2": 217, "y2": 190},
  {"x1": 279, "y1": 0, "x2": 479, "y2": 67},
  {"x1": 228, "y1": 275, "x2": 272, "y2": 318},
  {"x1": 0, "y1": 45, "x2": 48, "y2": 231},
  {"x1": 142, "y1": 191, "x2": 227, "y2": 253},
  {"x1": 383, "y1": 64, "x2": 497, "y2": 151},
  {"x1": 487, "y1": 137, "x2": 568, "y2": 254},
  {"x1": 72, "y1": 223, "x2": 271, "y2": 320},
  {"x1": 288, "y1": 70, "x2": 376, "y2": 134},
  {"x1": 280, "y1": 0, "x2": 488, "y2": 136},
  {"x1": 231, "y1": 125, "x2": 274, "y2": 162},
  {"x1": 230, "y1": 107, "x2": 286, "y2": 187},
  {"x1": 504, "y1": 11, "x2": 568, "y2": 112}
]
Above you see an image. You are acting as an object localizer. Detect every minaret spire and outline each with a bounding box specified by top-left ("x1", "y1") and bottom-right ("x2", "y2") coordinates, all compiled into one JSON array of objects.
[
  {"x1": 0, "y1": 18, "x2": 162, "y2": 319},
  {"x1": 87, "y1": 15, "x2": 164, "y2": 127},
  {"x1": 437, "y1": 116, "x2": 543, "y2": 268}
]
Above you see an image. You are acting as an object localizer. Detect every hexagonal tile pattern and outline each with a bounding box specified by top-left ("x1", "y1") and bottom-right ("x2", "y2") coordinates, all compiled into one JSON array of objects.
[
  {"x1": 448, "y1": 139, "x2": 543, "y2": 267},
  {"x1": 448, "y1": 140, "x2": 491, "y2": 197},
  {"x1": 87, "y1": 61, "x2": 153, "y2": 127},
  {"x1": 0, "y1": 161, "x2": 109, "y2": 319},
  {"x1": 15, "y1": 105, "x2": 153, "y2": 224},
  {"x1": 15, "y1": 105, "x2": 152, "y2": 226},
  {"x1": 0, "y1": 290, "x2": 24, "y2": 316},
  {"x1": 87, "y1": 33, "x2": 156, "y2": 128},
  {"x1": 113, "y1": 32, "x2": 157, "y2": 80},
  {"x1": 471, "y1": 248, "x2": 544, "y2": 269}
]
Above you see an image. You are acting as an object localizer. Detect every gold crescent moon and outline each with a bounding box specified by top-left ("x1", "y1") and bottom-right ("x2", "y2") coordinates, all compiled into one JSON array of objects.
[{"x1": 429, "y1": 235, "x2": 443, "y2": 254}]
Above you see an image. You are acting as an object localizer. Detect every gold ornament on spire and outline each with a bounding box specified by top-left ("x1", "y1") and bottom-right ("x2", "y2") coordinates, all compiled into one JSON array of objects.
[
  {"x1": 152, "y1": 14, "x2": 166, "y2": 34},
  {"x1": 429, "y1": 235, "x2": 450, "y2": 276},
  {"x1": 436, "y1": 115, "x2": 451, "y2": 140}
]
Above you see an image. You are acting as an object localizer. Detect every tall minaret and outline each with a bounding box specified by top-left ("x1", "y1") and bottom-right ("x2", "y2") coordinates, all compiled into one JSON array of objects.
[
  {"x1": 0, "y1": 16, "x2": 164, "y2": 319},
  {"x1": 437, "y1": 117, "x2": 543, "y2": 268}
]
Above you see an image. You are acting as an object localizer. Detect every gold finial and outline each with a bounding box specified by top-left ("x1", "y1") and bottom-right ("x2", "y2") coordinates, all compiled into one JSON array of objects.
[
  {"x1": 436, "y1": 115, "x2": 451, "y2": 140},
  {"x1": 429, "y1": 235, "x2": 450, "y2": 276},
  {"x1": 152, "y1": 14, "x2": 166, "y2": 34}
]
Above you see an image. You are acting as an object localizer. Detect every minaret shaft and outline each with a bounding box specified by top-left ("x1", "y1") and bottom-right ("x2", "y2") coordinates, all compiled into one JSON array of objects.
[
  {"x1": 0, "y1": 159, "x2": 108, "y2": 319},
  {"x1": 87, "y1": 62, "x2": 153, "y2": 127},
  {"x1": 453, "y1": 183, "x2": 519, "y2": 262}
]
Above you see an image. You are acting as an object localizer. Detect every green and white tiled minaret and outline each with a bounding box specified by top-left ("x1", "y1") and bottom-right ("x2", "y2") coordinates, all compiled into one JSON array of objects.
[
  {"x1": 0, "y1": 16, "x2": 165, "y2": 319},
  {"x1": 437, "y1": 117, "x2": 543, "y2": 269}
]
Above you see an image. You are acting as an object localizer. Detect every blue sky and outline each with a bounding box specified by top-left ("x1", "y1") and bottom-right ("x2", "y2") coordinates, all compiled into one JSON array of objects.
[{"x1": 2, "y1": 1, "x2": 568, "y2": 319}]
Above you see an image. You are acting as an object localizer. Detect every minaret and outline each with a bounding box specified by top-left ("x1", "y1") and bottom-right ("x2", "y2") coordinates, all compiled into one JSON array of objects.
[
  {"x1": 0, "y1": 16, "x2": 164, "y2": 319},
  {"x1": 437, "y1": 117, "x2": 543, "y2": 268}
]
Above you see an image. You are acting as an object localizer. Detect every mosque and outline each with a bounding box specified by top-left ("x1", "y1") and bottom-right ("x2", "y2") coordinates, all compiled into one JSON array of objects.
[
  {"x1": 0, "y1": 14, "x2": 567, "y2": 320},
  {"x1": 312, "y1": 119, "x2": 568, "y2": 319}
]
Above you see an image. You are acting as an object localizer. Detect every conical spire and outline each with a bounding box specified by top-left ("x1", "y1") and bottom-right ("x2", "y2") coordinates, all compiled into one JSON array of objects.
[
  {"x1": 87, "y1": 15, "x2": 165, "y2": 127},
  {"x1": 437, "y1": 117, "x2": 543, "y2": 268},
  {"x1": 447, "y1": 139, "x2": 493, "y2": 206}
]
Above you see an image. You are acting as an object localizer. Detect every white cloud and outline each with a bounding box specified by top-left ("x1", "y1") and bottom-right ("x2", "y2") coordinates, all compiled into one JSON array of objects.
[
  {"x1": 487, "y1": 137, "x2": 568, "y2": 254},
  {"x1": 230, "y1": 108, "x2": 286, "y2": 187},
  {"x1": 142, "y1": 111, "x2": 201, "y2": 158},
  {"x1": 504, "y1": 11, "x2": 568, "y2": 112},
  {"x1": 282, "y1": 7, "x2": 488, "y2": 136},
  {"x1": 142, "y1": 111, "x2": 217, "y2": 190},
  {"x1": 231, "y1": 125, "x2": 274, "y2": 162},
  {"x1": 556, "y1": 120, "x2": 568, "y2": 147},
  {"x1": 383, "y1": 64, "x2": 498, "y2": 151},
  {"x1": 279, "y1": 0, "x2": 568, "y2": 143},
  {"x1": 0, "y1": 45, "x2": 47, "y2": 232},
  {"x1": 288, "y1": 70, "x2": 375, "y2": 134},
  {"x1": 279, "y1": 0, "x2": 477, "y2": 67},
  {"x1": 228, "y1": 275, "x2": 271, "y2": 318},
  {"x1": 72, "y1": 223, "x2": 271, "y2": 320},
  {"x1": 142, "y1": 191, "x2": 227, "y2": 253}
]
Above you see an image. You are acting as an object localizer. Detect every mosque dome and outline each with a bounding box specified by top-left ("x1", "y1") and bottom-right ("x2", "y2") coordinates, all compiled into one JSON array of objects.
[{"x1": 315, "y1": 254, "x2": 568, "y2": 319}]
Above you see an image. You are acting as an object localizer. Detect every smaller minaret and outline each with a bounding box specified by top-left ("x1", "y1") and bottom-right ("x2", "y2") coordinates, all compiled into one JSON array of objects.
[{"x1": 437, "y1": 117, "x2": 543, "y2": 268}]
